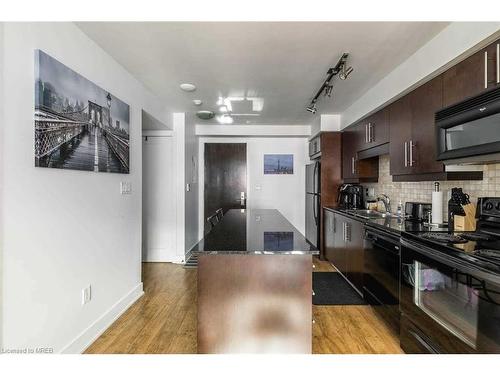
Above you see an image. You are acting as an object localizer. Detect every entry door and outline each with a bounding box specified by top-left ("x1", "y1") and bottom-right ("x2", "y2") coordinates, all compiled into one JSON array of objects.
[{"x1": 204, "y1": 143, "x2": 247, "y2": 232}]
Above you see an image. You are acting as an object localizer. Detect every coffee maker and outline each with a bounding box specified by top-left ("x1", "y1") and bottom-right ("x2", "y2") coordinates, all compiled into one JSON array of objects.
[{"x1": 337, "y1": 184, "x2": 364, "y2": 209}]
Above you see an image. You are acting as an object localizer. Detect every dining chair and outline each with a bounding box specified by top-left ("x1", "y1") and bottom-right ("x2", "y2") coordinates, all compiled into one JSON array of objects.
[
  {"x1": 206, "y1": 212, "x2": 219, "y2": 229},
  {"x1": 215, "y1": 208, "x2": 224, "y2": 221}
]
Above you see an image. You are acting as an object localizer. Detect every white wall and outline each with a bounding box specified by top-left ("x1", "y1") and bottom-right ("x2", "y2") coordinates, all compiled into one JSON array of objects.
[
  {"x1": 0, "y1": 21, "x2": 4, "y2": 350},
  {"x1": 142, "y1": 136, "x2": 176, "y2": 262},
  {"x1": 341, "y1": 22, "x2": 500, "y2": 128},
  {"x1": 1, "y1": 22, "x2": 168, "y2": 353},
  {"x1": 184, "y1": 114, "x2": 199, "y2": 253},
  {"x1": 310, "y1": 114, "x2": 341, "y2": 137},
  {"x1": 196, "y1": 124, "x2": 310, "y2": 137},
  {"x1": 198, "y1": 137, "x2": 308, "y2": 239}
]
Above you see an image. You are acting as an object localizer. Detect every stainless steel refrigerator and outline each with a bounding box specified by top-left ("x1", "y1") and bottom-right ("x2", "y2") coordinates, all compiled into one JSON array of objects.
[{"x1": 305, "y1": 161, "x2": 320, "y2": 248}]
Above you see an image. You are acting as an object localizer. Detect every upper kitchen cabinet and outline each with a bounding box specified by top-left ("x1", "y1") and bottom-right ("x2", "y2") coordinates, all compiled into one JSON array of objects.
[
  {"x1": 409, "y1": 75, "x2": 444, "y2": 175},
  {"x1": 342, "y1": 125, "x2": 379, "y2": 183},
  {"x1": 358, "y1": 108, "x2": 389, "y2": 151},
  {"x1": 443, "y1": 38, "x2": 500, "y2": 107},
  {"x1": 389, "y1": 94, "x2": 412, "y2": 176}
]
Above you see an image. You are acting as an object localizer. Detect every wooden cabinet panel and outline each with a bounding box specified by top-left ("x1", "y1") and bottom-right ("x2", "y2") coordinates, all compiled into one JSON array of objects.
[
  {"x1": 324, "y1": 209, "x2": 336, "y2": 262},
  {"x1": 486, "y1": 38, "x2": 500, "y2": 90},
  {"x1": 342, "y1": 129, "x2": 358, "y2": 180},
  {"x1": 389, "y1": 95, "x2": 412, "y2": 176},
  {"x1": 368, "y1": 108, "x2": 389, "y2": 148},
  {"x1": 344, "y1": 216, "x2": 364, "y2": 293},
  {"x1": 443, "y1": 48, "x2": 486, "y2": 107},
  {"x1": 410, "y1": 75, "x2": 444, "y2": 175}
]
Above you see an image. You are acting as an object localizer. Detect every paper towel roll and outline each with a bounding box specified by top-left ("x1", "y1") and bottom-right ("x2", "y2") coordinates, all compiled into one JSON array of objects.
[{"x1": 432, "y1": 191, "x2": 443, "y2": 224}]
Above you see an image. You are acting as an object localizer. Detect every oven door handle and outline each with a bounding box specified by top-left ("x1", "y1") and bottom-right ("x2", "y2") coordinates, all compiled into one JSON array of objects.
[
  {"x1": 401, "y1": 238, "x2": 500, "y2": 284},
  {"x1": 408, "y1": 329, "x2": 440, "y2": 354}
]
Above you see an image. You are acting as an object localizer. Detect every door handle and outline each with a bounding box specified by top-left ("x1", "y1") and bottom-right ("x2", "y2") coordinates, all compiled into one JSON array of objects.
[
  {"x1": 365, "y1": 123, "x2": 369, "y2": 143},
  {"x1": 404, "y1": 141, "x2": 408, "y2": 167},
  {"x1": 368, "y1": 122, "x2": 373, "y2": 142},
  {"x1": 485, "y1": 51, "x2": 488, "y2": 89},
  {"x1": 409, "y1": 140, "x2": 415, "y2": 166},
  {"x1": 351, "y1": 157, "x2": 355, "y2": 175},
  {"x1": 239, "y1": 192, "x2": 246, "y2": 206},
  {"x1": 497, "y1": 44, "x2": 499, "y2": 84}
]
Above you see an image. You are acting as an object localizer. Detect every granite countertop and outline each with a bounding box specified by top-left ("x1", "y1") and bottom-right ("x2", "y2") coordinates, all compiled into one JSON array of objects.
[
  {"x1": 324, "y1": 206, "x2": 447, "y2": 235},
  {"x1": 192, "y1": 209, "x2": 319, "y2": 255}
]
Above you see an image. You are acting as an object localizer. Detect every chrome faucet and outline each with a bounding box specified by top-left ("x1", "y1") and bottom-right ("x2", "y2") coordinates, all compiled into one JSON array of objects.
[{"x1": 377, "y1": 194, "x2": 391, "y2": 213}]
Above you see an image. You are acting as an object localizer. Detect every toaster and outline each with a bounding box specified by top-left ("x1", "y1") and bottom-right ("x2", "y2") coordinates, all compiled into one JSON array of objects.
[{"x1": 404, "y1": 202, "x2": 432, "y2": 222}]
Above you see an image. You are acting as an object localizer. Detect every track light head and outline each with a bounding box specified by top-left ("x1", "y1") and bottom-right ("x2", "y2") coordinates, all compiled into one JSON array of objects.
[
  {"x1": 306, "y1": 103, "x2": 317, "y2": 114},
  {"x1": 339, "y1": 66, "x2": 353, "y2": 80},
  {"x1": 324, "y1": 85, "x2": 333, "y2": 98}
]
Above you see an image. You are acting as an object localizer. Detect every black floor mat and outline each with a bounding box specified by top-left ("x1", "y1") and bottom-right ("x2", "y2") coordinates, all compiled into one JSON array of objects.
[{"x1": 313, "y1": 272, "x2": 367, "y2": 306}]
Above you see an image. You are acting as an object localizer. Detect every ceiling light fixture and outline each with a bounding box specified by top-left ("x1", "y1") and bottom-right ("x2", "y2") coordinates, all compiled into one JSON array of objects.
[
  {"x1": 196, "y1": 110, "x2": 215, "y2": 120},
  {"x1": 306, "y1": 53, "x2": 353, "y2": 114},
  {"x1": 193, "y1": 99, "x2": 203, "y2": 106},
  {"x1": 180, "y1": 83, "x2": 196, "y2": 92}
]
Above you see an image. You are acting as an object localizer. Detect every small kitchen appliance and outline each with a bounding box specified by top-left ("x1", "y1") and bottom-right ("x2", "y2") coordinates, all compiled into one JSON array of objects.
[
  {"x1": 404, "y1": 202, "x2": 432, "y2": 223},
  {"x1": 337, "y1": 184, "x2": 364, "y2": 209}
]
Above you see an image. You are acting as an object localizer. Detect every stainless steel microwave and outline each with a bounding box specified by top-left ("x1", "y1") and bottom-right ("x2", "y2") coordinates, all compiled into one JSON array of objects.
[{"x1": 436, "y1": 86, "x2": 500, "y2": 164}]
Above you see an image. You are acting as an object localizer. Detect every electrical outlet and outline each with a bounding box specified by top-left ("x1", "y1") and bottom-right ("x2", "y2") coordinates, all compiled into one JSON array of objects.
[
  {"x1": 82, "y1": 285, "x2": 92, "y2": 305},
  {"x1": 120, "y1": 181, "x2": 132, "y2": 195}
]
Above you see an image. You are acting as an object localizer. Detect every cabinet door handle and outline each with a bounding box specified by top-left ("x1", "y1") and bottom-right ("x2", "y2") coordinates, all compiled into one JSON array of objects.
[
  {"x1": 409, "y1": 140, "x2": 415, "y2": 166},
  {"x1": 332, "y1": 217, "x2": 336, "y2": 233},
  {"x1": 485, "y1": 51, "x2": 488, "y2": 89},
  {"x1": 351, "y1": 157, "x2": 355, "y2": 174},
  {"x1": 365, "y1": 123, "x2": 369, "y2": 143},
  {"x1": 497, "y1": 43, "x2": 499, "y2": 84},
  {"x1": 404, "y1": 141, "x2": 408, "y2": 167},
  {"x1": 342, "y1": 222, "x2": 346, "y2": 242},
  {"x1": 368, "y1": 123, "x2": 373, "y2": 142}
]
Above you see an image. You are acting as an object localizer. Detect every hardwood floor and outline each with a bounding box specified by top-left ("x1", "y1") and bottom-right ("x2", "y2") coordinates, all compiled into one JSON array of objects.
[{"x1": 85, "y1": 258, "x2": 402, "y2": 354}]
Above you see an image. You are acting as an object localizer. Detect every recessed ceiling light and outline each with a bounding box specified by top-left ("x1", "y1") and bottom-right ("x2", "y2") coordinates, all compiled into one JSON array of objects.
[
  {"x1": 180, "y1": 83, "x2": 196, "y2": 92},
  {"x1": 193, "y1": 99, "x2": 203, "y2": 106}
]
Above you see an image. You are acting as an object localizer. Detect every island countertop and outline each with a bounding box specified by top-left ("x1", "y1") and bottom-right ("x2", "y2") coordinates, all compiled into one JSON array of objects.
[{"x1": 191, "y1": 209, "x2": 318, "y2": 255}]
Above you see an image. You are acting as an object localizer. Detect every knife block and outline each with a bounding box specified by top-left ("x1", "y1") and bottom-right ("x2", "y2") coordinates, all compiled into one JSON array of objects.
[{"x1": 454, "y1": 203, "x2": 477, "y2": 231}]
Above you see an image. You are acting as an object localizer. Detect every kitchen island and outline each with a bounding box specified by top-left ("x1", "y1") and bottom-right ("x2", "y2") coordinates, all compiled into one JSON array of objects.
[{"x1": 191, "y1": 209, "x2": 318, "y2": 354}]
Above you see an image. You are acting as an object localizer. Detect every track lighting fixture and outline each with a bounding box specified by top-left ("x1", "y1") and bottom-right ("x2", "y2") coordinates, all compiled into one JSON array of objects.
[
  {"x1": 306, "y1": 103, "x2": 317, "y2": 114},
  {"x1": 306, "y1": 53, "x2": 353, "y2": 113},
  {"x1": 339, "y1": 66, "x2": 353, "y2": 80}
]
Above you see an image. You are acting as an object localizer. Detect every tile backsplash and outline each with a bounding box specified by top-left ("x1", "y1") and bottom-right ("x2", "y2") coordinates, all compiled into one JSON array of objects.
[{"x1": 364, "y1": 155, "x2": 500, "y2": 217}]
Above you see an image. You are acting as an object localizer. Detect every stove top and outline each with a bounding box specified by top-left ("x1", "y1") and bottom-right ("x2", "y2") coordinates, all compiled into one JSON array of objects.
[{"x1": 419, "y1": 232, "x2": 469, "y2": 244}]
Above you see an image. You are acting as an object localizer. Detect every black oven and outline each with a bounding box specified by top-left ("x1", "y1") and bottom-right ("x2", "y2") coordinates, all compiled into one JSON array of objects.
[
  {"x1": 436, "y1": 86, "x2": 500, "y2": 163},
  {"x1": 400, "y1": 237, "x2": 500, "y2": 353}
]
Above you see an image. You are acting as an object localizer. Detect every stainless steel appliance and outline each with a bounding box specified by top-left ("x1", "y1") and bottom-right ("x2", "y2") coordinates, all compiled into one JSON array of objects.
[
  {"x1": 305, "y1": 161, "x2": 320, "y2": 247},
  {"x1": 364, "y1": 226, "x2": 401, "y2": 333},
  {"x1": 309, "y1": 135, "x2": 321, "y2": 159},
  {"x1": 436, "y1": 86, "x2": 500, "y2": 164},
  {"x1": 405, "y1": 202, "x2": 432, "y2": 223},
  {"x1": 337, "y1": 184, "x2": 364, "y2": 209},
  {"x1": 400, "y1": 197, "x2": 500, "y2": 353}
]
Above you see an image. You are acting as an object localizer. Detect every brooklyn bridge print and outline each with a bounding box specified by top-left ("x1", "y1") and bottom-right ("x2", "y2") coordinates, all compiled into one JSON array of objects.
[{"x1": 35, "y1": 50, "x2": 130, "y2": 173}]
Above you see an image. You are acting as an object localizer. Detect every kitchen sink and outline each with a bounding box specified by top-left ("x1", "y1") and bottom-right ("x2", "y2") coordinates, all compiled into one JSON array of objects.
[{"x1": 345, "y1": 209, "x2": 404, "y2": 220}]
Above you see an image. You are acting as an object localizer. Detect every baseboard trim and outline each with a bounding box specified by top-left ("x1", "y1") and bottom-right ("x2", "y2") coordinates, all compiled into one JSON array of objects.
[{"x1": 60, "y1": 282, "x2": 144, "y2": 354}]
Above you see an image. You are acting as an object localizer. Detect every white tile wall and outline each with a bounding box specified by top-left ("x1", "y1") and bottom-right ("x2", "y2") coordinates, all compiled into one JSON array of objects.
[{"x1": 364, "y1": 155, "x2": 500, "y2": 217}]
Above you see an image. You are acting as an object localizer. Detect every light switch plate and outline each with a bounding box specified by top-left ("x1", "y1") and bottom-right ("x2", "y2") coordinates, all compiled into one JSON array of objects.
[
  {"x1": 82, "y1": 285, "x2": 92, "y2": 305},
  {"x1": 120, "y1": 181, "x2": 132, "y2": 195},
  {"x1": 186, "y1": 183, "x2": 191, "y2": 192}
]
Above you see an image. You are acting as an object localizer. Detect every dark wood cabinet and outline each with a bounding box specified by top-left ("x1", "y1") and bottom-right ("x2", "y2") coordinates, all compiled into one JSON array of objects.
[
  {"x1": 324, "y1": 209, "x2": 347, "y2": 273},
  {"x1": 342, "y1": 124, "x2": 379, "y2": 183},
  {"x1": 443, "y1": 38, "x2": 500, "y2": 108},
  {"x1": 342, "y1": 128, "x2": 359, "y2": 180},
  {"x1": 359, "y1": 108, "x2": 389, "y2": 151},
  {"x1": 410, "y1": 75, "x2": 444, "y2": 175},
  {"x1": 323, "y1": 209, "x2": 364, "y2": 295},
  {"x1": 317, "y1": 132, "x2": 343, "y2": 259},
  {"x1": 443, "y1": 48, "x2": 486, "y2": 107},
  {"x1": 343, "y1": 215, "x2": 364, "y2": 293},
  {"x1": 389, "y1": 94, "x2": 413, "y2": 176}
]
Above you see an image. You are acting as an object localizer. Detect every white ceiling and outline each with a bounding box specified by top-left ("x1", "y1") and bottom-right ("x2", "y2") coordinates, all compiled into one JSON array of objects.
[{"x1": 76, "y1": 22, "x2": 449, "y2": 126}]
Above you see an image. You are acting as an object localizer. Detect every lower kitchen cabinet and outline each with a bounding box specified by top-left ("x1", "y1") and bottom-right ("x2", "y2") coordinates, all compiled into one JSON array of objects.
[{"x1": 323, "y1": 209, "x2": 364, "y2": 294}]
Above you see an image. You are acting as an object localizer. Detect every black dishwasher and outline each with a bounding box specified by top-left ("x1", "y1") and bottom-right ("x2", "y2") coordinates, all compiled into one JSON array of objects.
[{"x1": 363, "y1": 226, "x2": 401, "y2": 333}]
